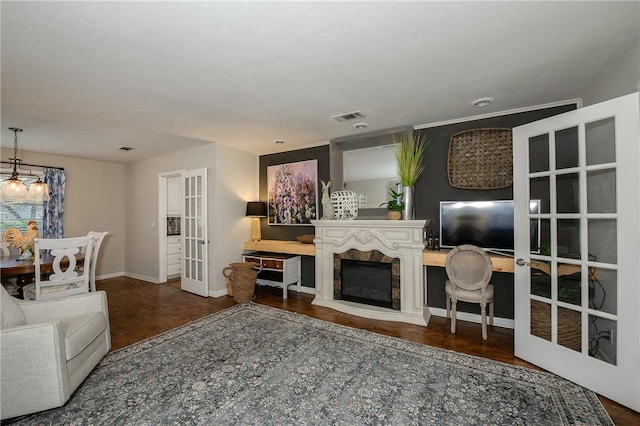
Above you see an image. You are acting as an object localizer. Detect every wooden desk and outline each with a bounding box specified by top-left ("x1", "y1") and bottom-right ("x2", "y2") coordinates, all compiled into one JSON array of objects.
[{"x1": 243, "y1": 240, "x2": 515, "y2": 273}]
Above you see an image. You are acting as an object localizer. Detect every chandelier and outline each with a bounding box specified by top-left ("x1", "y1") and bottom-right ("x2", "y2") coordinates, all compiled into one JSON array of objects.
[{"x1": 0, "y1": 127, "x2": 50, "y2": 202}]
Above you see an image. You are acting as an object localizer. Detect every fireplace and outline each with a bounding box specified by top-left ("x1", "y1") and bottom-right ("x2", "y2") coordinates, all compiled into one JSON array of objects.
[
  {"x1": 334, "y1": 250, "x2": 400, "y2": 310},
  {"x1": 311, "y1": 219, "x2": 431, "y2": 326}
]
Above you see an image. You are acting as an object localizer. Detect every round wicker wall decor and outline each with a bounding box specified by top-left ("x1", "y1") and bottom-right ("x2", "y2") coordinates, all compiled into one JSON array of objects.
[{"x1": 447, "y1": 128, "x2": 513, "y2": 189}]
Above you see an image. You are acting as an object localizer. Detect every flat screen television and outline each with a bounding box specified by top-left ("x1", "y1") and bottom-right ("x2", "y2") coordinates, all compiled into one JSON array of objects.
[{"x1": 439, "y1": 200, "x2": 540, "y2": 254}]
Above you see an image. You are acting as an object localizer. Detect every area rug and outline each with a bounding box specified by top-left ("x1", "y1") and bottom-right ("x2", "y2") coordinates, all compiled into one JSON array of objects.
[{"x1": 13, "y1": 303, "x2": 612, "y2": 425}]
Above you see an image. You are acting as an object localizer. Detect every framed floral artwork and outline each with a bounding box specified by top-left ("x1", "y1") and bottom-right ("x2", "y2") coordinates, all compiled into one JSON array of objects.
[{"x1": 267, "y1": 159, "x2": 318, "y2": 225}]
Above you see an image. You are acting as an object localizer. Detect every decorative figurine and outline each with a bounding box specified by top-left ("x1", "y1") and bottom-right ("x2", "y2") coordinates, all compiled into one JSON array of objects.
[{"x1": 321, "y1": 180, "x2": 334, "y2": 220}]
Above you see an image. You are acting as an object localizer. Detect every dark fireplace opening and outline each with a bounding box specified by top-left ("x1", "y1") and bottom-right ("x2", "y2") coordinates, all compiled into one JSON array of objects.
[{"x1": 340, "y1": 259, "x2": 393, "y2": 309}]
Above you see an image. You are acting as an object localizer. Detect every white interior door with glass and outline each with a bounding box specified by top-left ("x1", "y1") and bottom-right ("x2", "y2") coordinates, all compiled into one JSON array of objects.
[
  {"x1": 513, "y1": 92, "x2": 640, "y2": 411},
  {"x1": 181, "y1": 168, "x2": 208, "y2": 297}
]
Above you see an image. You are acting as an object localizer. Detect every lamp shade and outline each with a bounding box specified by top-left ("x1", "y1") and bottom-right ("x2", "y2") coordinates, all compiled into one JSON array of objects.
[{"x1": 246, "y1": 201, "x2": 267, "y2": 217}]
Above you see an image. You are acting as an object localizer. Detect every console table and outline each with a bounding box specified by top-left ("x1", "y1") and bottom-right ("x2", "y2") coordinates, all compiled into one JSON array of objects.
[{"x1": 243, "y1": 240, "x2": 515, "y2": 273}]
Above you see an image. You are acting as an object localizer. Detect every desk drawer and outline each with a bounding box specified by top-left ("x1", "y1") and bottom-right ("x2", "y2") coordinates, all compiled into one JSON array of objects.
[{"x1": 262, "y1": 259, "x2": 283, "y2": 270}]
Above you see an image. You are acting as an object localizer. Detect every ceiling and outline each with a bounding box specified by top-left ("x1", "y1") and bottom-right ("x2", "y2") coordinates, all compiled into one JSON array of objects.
[{"x1": 1, "y1": 1, "x2": 638, "y2": 163}]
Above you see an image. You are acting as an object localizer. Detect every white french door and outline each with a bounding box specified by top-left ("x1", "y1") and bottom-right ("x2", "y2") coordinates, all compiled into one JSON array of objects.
[
  {"x1": 513, "y1": 92, "x2": 640, "y2": 410},
  {"x1": 180, "y1": 168, "x2": 209, "y2": 297}
]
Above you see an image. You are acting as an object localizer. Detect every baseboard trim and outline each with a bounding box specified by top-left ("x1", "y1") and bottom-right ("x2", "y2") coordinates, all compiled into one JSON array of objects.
[
  {"x1": 124, "y1": 272, "x2": 160, "y2": 284},
  {"x1": 429, "y1": 307, "x2": 514, "y2": 329}
]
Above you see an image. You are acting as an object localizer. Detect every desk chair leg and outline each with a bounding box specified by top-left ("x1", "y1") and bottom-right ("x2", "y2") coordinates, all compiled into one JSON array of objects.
[
  {"x1": 446, "y1": 295, "x2": 450, "y2": 318},
  {"x1": 481, "y1": 304, "x2": 488, "y2": 340},
  {"x1": 450, "y1": 299, "x2": 457, "y2": 334}
]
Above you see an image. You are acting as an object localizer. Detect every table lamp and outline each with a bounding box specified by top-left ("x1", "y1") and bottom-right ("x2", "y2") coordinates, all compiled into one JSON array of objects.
[{"x1": 246, "y1": 201, "x2": 267, "y2": 242}]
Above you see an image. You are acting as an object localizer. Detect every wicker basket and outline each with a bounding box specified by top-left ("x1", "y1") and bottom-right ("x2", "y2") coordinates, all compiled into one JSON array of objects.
[
  {"x1": 447, "y1": 128, "x2": 513, "y2": 189},
  {"x1": 222, "y1": 262, "x2": 262, "y2": 304},
  {"x1": 530, "y1": 300, "x2": 581, "y2": 352}
]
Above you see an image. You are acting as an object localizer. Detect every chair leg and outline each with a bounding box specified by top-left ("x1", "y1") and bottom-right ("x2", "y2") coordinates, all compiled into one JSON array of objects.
[
  {"x1": 489, "y1": 301, "x2": 494, "y2": 326},
  {"x1": 446, "y1": 295, "x2": 450, "y2": 318},
  {"x1": 481, "y1": 304, "x2": 488, "y2": 340},
  {"x1": 450, "y1": 299, "x2": 457, "y2": 334}
]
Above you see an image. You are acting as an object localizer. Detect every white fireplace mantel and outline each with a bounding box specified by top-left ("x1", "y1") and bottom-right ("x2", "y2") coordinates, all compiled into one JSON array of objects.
[{"x1": 311, "y1": 219, "x2": 431, "y2": 326}]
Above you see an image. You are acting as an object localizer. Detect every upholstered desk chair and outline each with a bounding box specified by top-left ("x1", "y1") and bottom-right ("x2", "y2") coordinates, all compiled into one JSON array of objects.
[
  {"x1": 445, "y1": 244, "x2": 495, "y2": 340},
  {"x1": 0, "y1": 285, "x2": 111, "y2": 420},
  {"x1": 86, "y1": 231, "x2": 108, "y2": 292},
  {"x1": 23, "y1": 236, "x2": 93, "y2": 301}
]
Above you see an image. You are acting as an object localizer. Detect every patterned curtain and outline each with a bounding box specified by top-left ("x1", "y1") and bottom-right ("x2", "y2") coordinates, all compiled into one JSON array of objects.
[{"x1": 42, "y1": 168, "x2": 66, "y2": 238}]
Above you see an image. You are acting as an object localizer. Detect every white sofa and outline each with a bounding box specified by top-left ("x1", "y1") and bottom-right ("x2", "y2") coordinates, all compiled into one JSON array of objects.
[{"x1": 0, "y1": 285, "x2": 111, "y2": 420}]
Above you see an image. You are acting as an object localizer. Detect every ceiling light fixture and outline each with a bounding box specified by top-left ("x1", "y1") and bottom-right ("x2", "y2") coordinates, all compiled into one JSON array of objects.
[
  {"x1": 0, "y1": 128, "x2": 50, "y2": 202},
  {"x1": 472, "y1": 97, "x2": 494, "y2": 108}
]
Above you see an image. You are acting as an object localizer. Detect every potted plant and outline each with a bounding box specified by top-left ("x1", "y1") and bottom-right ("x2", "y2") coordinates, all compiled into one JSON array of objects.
[
  {"x1": 380, "y1": 188, "x2": 404, "y2": 220},
  {"x1": 393, "y1": 132, "x2": 427, "y2": 220}
]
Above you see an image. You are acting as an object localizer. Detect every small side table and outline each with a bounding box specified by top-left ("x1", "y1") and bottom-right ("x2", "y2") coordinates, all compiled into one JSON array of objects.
[{"x1": 242, "y1": 252, "x2": 301, "y2": 299}]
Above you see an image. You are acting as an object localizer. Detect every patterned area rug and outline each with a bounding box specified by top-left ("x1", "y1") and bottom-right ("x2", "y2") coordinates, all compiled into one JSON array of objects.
[{"x1": 14, "y1": 303, "x2": 612, "y2": 425}]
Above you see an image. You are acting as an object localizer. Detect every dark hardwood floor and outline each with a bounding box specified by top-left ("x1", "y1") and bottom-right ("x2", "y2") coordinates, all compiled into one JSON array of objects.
[{"x1": 97, "y1": 276, "x2": 639, "y2": 425}]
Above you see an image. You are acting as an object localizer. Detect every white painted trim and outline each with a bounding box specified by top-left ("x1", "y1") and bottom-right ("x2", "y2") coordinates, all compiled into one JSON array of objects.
[
  {"x1": 124, "y1": 272, "x2": 160, "y2": 284},
  {"x1": 429, "y1": 307, "x2": 514, "y2": 329},
  {"x1": 95, "y1": 272, "x2": 125, "y2": 281},
  {"x1": 414, "y1": 99, "x2": 582, "y2": 130},
  {"x1": 298, "y1": 286, "x2": 316, "y2": 295},
  {"x1": 209, "y1": 289, "x2": 229, "y2": 298},
  {"x1": 158, "y1": 169, "x2": 186, "y2": 284}
]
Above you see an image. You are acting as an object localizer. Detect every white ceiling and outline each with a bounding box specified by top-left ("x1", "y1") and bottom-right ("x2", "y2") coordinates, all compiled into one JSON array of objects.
[{"x1": 1, "y1": 1, "x2": 638, "y2": 163}]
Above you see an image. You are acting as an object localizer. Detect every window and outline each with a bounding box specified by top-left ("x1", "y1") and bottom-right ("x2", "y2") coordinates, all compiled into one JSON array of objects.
[{"x1": 0, "y1": 173, "x2": 45, "y2": 235}]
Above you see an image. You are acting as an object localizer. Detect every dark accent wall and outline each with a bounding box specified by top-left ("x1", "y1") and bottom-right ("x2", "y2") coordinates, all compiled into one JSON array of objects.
[
  {"x1": 257, "y1": 104, "x2": 576, "y2": 316},
  {"x1": 416, "y1": 104, "x2": 576, "y2": 319},
  {"x1": 257, "y1": 145, "x2": 330, "y2": 288}
]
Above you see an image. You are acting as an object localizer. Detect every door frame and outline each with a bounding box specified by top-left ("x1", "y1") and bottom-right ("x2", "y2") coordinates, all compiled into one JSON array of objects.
[{"x1": 158, "y1": 170, "x2": 186, "y2": 283}]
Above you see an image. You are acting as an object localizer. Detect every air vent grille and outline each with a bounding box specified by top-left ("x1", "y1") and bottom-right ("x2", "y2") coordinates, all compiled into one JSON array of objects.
[{"x1": 332, "y1": 110, "x2": 365, "y2": 122}]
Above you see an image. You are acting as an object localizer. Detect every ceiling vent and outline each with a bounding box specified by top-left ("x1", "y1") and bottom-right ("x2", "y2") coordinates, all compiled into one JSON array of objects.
[{"x1": 332, "y1": 110, "x2": 365, "y2": 123}]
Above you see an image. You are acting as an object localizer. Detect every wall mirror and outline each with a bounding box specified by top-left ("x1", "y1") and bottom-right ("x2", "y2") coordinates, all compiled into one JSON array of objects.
[{"x1": 330, "y1": 126, "x2": 411, "y2": 218}]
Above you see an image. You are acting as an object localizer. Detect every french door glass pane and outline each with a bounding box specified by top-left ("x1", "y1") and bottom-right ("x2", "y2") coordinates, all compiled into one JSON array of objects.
[
  {"x1": 589, "y1": 315, "x2": 617, "y2": 365},
  {"x1": 558, "y1": 306, "x2": 581, "y2": 352},
  {"x1": 588, "y1": 219, "x2": 617, "y2": 264},
  {"x1": 557, "y1": 219, "x2": 581, "y2": 259},
  {"x1": 558, "y1": 263, "x2": 581, "y2": 306},
  {"x1": 529, "y1": 134, "x2": 549, "y2": 173},
  {"x1": 531, "y1": 261, "x2": 551, "y2": 298},
  {"x1": 555, "y1": 127, "x2": 579, "y2": 169},
  {"x1": 530, "y1": 176, "x2": 550, "y2": 214},
  {"x1": 590, "y1": 268, "x2": 617, "y2": 315},
  {"x1": 530, "y1": 300, "x2": 551, "y2": 342},
  {"x1": 556, "y1": 173, "x2": 580, "y2": 213},
  {"x1": 587, "y1": 169, "x2": 616, "y2": 214},
  {"x1": 586, "y1": 117, "x2": 616, "y2": 165}
]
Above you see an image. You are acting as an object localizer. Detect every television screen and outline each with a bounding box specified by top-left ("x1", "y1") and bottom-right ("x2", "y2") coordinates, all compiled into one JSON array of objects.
[{"x1": 439, "y1": 200, "x2": 540, "y2": 253}]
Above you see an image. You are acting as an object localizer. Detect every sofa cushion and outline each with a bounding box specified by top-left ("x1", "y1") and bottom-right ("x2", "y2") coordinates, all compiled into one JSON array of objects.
[
  {"x1": 0, "y1": 285, "x2": 26, "y2": 329},
  {"x1": 62, "y1": 312, "x2": 107, "y2": 360}
]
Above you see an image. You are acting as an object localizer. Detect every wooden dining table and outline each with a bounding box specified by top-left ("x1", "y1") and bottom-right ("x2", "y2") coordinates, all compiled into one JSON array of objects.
[{"x1": 1, "y1": 252, "x2": 84, "y2": 298}]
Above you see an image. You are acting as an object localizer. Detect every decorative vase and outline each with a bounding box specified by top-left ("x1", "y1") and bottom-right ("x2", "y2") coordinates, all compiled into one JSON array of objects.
[
  {"x1": 402, "y1": 186, "x2": 415, "y2": 220},
  {"x1": 18, "y1": 248, "x2": 33, "y2": 260},
  {"x1": 387, "y1": 210, "x2": 402, "y2": 220}
]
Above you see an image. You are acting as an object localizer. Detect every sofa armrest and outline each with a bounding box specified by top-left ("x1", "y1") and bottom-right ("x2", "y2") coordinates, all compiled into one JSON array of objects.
[
  {"x1": 0, "y1": 321, "x2": 70, "y2": 418},
  {"x1": 18, "y1": 291, "x2": 109, "y2": 324}
]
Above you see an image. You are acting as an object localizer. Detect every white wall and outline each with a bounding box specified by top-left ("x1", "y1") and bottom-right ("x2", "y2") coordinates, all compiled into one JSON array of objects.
[
  {"x1": 124, "y1": 143, "x2": 258, "y2": 293},
  {"x1": 583, "y1": 31, "x2": 640, "y2": 106},
  {"x1": 0, "y1": 148, "x2": 126, "y2": 278}
]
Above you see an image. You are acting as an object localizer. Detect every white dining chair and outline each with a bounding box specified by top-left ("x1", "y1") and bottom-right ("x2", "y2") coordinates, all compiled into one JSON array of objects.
[
  {"x1": 86, "y1": 231, "x2": 108, "y2": 291},
  {"x1": 23, "y1": 236, "x2": 93, "y2": 301},
  {"x1": 445, "y1": 244, "x2": 495, "y2": 340}
]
